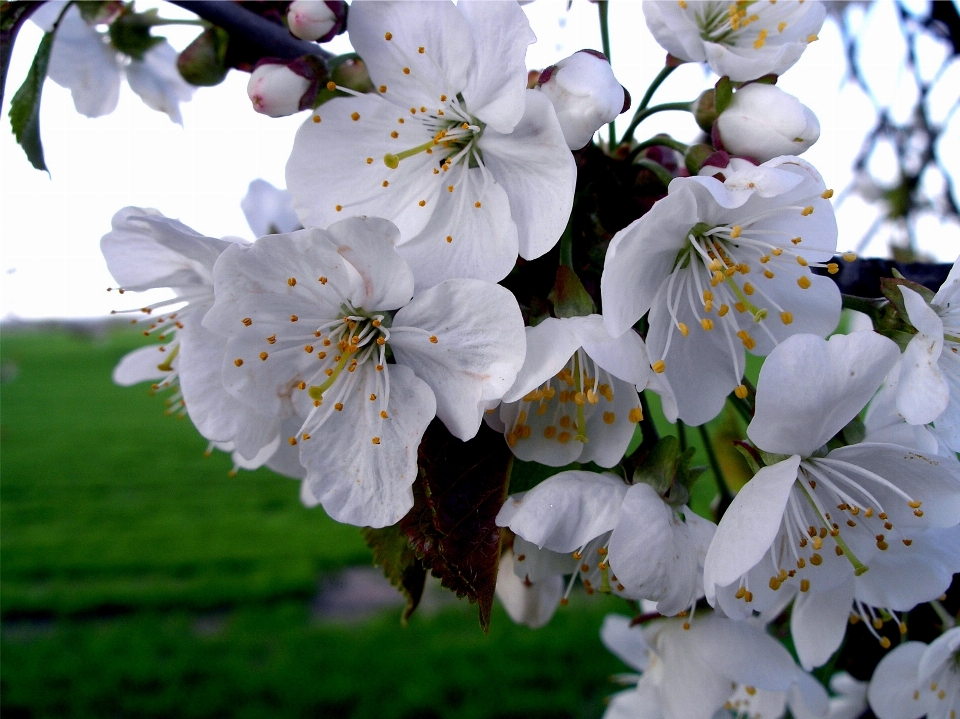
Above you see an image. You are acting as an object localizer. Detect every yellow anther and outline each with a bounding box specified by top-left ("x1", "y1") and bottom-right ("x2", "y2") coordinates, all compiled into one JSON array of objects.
[
  {"x1": 298, "y1": 381, "x2": 307, "y2": 390},
  {"x1": 704, "y1": 299, "x2": 714, "y2": 312},
  {"x1": 543, "y1": 425, "x2": 557, "y2": 439},
  {"x1": 769, "y1": 576, "x2": 781, "y2": 591},
  {"x1": 797, "y1": 276, "x2": 812, "y2": 289},
  {"x1": 778, "y1": 21, "x2": 786, "y2": 32},
  {"x1": 259, "y1": 352, "x2": 269, "y2": 361},
  {"x1": 305, "y1": 345, "x2": 314, "y2": 353},
  {"x1": 827, "y1": 263, "x2": 839, "y2": 274},
  {"x1": 326, "y1": 81, "x2": 337, "y2": 92},
  {"x1": 843, "y1": 252, "x2": 857, "y2": 262},
  {"x1": 771, "y1": 247, "x2": 783, "y2": 256},
  {"x1": 729, "y1": 225, "x2": 742, "y2": 239},
  {"x1": 628, "y1": 407, "x2": 643, "y2": 423},
  {"x1": 743, "y1": 282, "x2": 755, "y2": 296},
  {"x1": 810, "y1": 553, "x2": 823, "y2": 565},
  {"x1": 350, "y1": 112, "x2": 360, "y2": 122},
  {"x1": 718, "y1": 304, "x2": 729, "y2": 317},
  {"x1": 801, "y1": 206, "x2": 814, "y2": 216},
  {"x1": 313, "y1": 115, "x2": 321, "y2": 124},
  {"x1": 808, "y1": 34, "x2": 819, "y2": 42},
  {"x1": 573, "y1": 391, "x2": 586, "y2": 405},
  {"x1": 403, "y1": 67, "x2": 410, "y2": 75},
  {"x1": 734, "y1": 385, "x2": 748, "y2": 399},
  {"x1": 378, "y1": 85, "x2": 387, "y2": 93},
  {"x1": 780, "y1": 311, "x2": 793, "y2": 325},
  {"x1": 371, "y1": 436, "x2": 381, "y2": 445},
  {"x1": 702, "y1": 290, "x2": 713, "y2": 302},
  {"x1": 557, "y1": 431, "x2": 571, "y2": 444},
  {"x1": 334, "y1": 402, "x2": 344, "y2": 411},
  {"x1": 738, "y1": 263, "x2": 750, "y2": 274},
  {"x1": 701, "y1": 318, "x2": 714, "y2": 331},
  {"x1": 744, "y1": 591, "x2": 753, "y2": 603},
  {"x1": 677, "y1": 322, "x2": 689, "y2": 337},
  {"x1": 735, "y1": 586, "x2": 746, "y2": 599},
  {"x1": 380, "y1": 410, "x2": 389, "y2": 419},
  {"x1": 391, "y1": 131, "x2": 399, "y2": 138},
  {"x1": 791, "y1": 237, "x2": 802, "y2": 245},
  {"x1": 734, "y1": 302, "x2": 746, "y2": 313},
  {"x1": 234, "y1": 358, "x2": 243, "y2": 367},
  {"x1": 384, "y1": 32, "x2": 393, "y2": 40},
  {"x1": 475, "y1": 201, "x2": 482, "y2": 208},
  {"x1": 288, "y1": 436, "x2": 297, "y2": 446},
  {"x1": 652, "y1": 360, "x2": 666, "y2": 374},
  {"x1": 796, "y1": 256, "x2": 808, "y2": 267},
  {"x1": 418, "y1": 46, "x2": 424, "y2": 53},
  {"x1": 764, "y1": 269, "x2": 775, "y2": 279},
  {"x1": 242, "y1": 317, "x2": 252, "y2": 326},
  {"x1": 602, "y1": 411, "x2": 616, "y2": 425},
  {"x1": 335, "y1": 206, "x2": 342, "y2": 213}
]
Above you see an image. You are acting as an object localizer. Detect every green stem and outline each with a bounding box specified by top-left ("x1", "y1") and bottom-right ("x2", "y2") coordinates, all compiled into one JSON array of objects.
[
  {"x1": 558, "y1": 217, "x2": 574, "y2": 270},
  {"x1": 698, "y1": 424, "x2": 732, "y2": 512},
  {"x1": 626, "y1": 136, "x2": 690, "y2": 163},
  {"x1": 730, "y1": 395, "x2": 753, "y2": 423},
  {"x1": 677, "y1": 420, "x2": 687, "y2": 454},
  {"x1": 597, "y1": 1, "x2": 615, "y2": 148},
  {"x1": 796, "y1": 480, "x2": 869, "y2": 576},
  {"x1": 621, "y1": 100, "x2": 692, "y2": 146},
  {"x1": 573, "y1": 352, "x2": 587, "y2": 443},
  {"x1": 637, "y1": 65, "x2": 676, "y2": 114},
  {"x1": 635, "y1": 158, "x2": 675, "y2": 188}
]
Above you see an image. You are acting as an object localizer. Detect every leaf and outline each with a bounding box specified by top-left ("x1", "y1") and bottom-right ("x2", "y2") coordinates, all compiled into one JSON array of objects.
[
  {"x1": 1, "y1": 0, "x2": 41, "y2": 107},
  {"x1": 8, "y1": 27, "x2": 54, "y2": 172},
  {"x1": 361, "y1": 524, "x2": 426, "y2": 625},
  {"x1": 548, "y1": 265, "x2": 596, "y2": 318},
  {"x1": 400, "y1": 420, "x2": 513, "y2": 633},
  {"x1": 714, "y1": 75, "x2": 733, "y2": 115}
]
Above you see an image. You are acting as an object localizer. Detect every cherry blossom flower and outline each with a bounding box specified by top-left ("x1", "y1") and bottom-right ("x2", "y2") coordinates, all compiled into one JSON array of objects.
[
  {"x1": 601, "y1": 156, "x2": 841, "y2": 425},
  {"x1": 494, "y1": 547, "x2": 564, "y2": 629},
  {"x1": 285, "y1": 0, "x2": 576, "y2": 290},
  {"x1": 894, "y1": 257, "x2": 960, "y2": 451},
  {"x1": 498, "y1": 470, "x2": 715, "y2": 615},
  {"x1": 286, "y1": 0, "x2": 345, "y2": 43},
  {"x1": 600, "y1": 613, "x2": 828, "y2": 719},
  {"x1": 33, "y1": 2, "x2": 194, "y2": 123},
  {"x1": 643, "y1": 0, "x2": 827, "y2": 82},
  {"x1": 703, "y1": 332, "x2": 960, "y2": 668},
  {"x1": 240, "y1": 180, "x2": 301, "y2": 239},
  {"x1": 869, "y1": 627, "x2": 960, "y2": 719},
  {"x1": 102, "y1": 208, "x2": 280, "y2": 463},
  {"x1": 247, "y1": 62, "x2": 313, "y2": 118},
  {"x1": 202, "y1": 216, "x2": 526, "y2": 527},
  {"x1": 716, "y1": 83, "x2": 820, "y2": 162},
  {"x1": 495, "y1": 315, "x2": 651, "y2": 467}
]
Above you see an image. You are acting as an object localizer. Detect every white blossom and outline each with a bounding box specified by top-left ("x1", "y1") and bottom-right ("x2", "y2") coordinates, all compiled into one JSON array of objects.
[
  {"x1": 240, "y1": 179, "x2": 302, "y2": 239},
  {"x1": 202, "y1": 216, "x2": 526, "y2": 527},
  {"x1": 495, "y1": 547, "x2": 564, "y2": 629},
  {"x1": 287, "y1": 0, "x2": 340, "y2": 42},
  {"x1": 868, "y1": 627, "x2": 960, "y2": 719},
  {"x1": 285, "y1": 0, "x2": 576, "y2": 290},
  {"x1": 643, "y1": 0, "x2": 827, "y2": 82},
  {"x1": 716, "y1": 83, "x2": 820, "y2": 162},
  {"x1": 497, "y1": 315, "x2": 650, "y2": 467},
  {"x1": 601, "y1": 156, "x2": 841, "y2": 425},
  {"x1": 247, "y1": 63, "x2": 312, "y2": 118}
]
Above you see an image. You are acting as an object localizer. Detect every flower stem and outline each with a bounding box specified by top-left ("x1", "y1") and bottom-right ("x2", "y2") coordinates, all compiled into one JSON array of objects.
[
  {"x1": 698, "y1": 424, "x2": 732, "y2": 515},
  {"x1": 596, "y1": 0, "x2": 615, "y2": 148},
  {"x1": 637, "y1": 65, "x2": 676, "y2": 114},
  {"x1": 626, "y1": 136, "x2": 690, "y2": 163},
  {"x1": 620, "y1": 100, "x2": 692, "y2": 146},
  {"x1": 635, "y1": 158, "x2": 674, "y2": 188},
  {"x1": 841, "y1": 293, "x2": 885, "y2": 326},
  {"x1": 677, "y1": 420, "x2": 688, "y2": 453}
]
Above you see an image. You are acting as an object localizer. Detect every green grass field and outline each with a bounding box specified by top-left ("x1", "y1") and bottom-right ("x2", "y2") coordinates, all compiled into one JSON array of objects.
[{"x1": 1, "y1": 325, "x2": 627, "y2": 718}]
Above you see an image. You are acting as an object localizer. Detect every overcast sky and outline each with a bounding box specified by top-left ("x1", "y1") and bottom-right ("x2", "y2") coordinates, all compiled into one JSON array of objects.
[{"x1": 1, "y1": 1, "x2": 957, "y2": 320}]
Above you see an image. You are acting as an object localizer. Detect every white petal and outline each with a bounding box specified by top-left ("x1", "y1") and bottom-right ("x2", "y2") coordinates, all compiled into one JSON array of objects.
[
  {"x1": 125, "y1": 41, "x2": 195, "y2": 125},
  {"x1": 749, "y1": 333, "x2": 900, "y2": 457},
  {"x1": 495, "y1": 548, "x2": 563, "y2": 629},
  {"x1": 496, "y1": 470, "x2": 628, "y2": 553},
  {"x1": 791, "y1": 578, "x2": 854, "y2": 670},
  {"x1": 867, "y1": 642, "x2": 926, "y2": 719},
  {"x1": 898, "y1": 287, "x2": 949, "y2": 425},
  {"x1": 510, "y1": 536, "x2": 578, "y2": 582},
  {"x1": 178, "y1": 312, "x2": 280, "y2": 457},
  {"x1": 240, "y1": 179, "x2": 301, "y2": 238},
  {"x1": 502, "y1": 318, "x2": 582, "y2": 403},
  {"x1": 324, "y1": 216, "x2": 414, "y2": 311},
  {"x1": 301, "y1": 363, "x2": 435, "y2": 528},
  {"x1": 601, "y1": 184, "x2": 699, "y2": 338},
  {"x1": 600, "y1": 614, "x2": 652, "y2": 673},
  {"x1": 395, "y1": 166, "x2": 519, "y2": 290},
  {"x1": 933, "y1": 256, "x2": 960, "y2": 307},
  {"x1": 566, "y1": 316, "x2": 652, "y2": 387},
  {"x1": 44, "y1": 6, "x2": 121, "y2": 118},
  {"x1": 789, "y1": 671, "x2": 831, "y2": 719},
  {"x1": 457, "y1": 0, "x2": 535, "y2": 133},
  {"x1": 703, "y1": 456, "x2": 801, "y2": 603},
  {"x1": 286, "y1": 95, "x2": 442, "y2": 238},
  {"x1": 692, "y1": 615, "x2": 801, "y2": 692},
  {"x1": 478, "y1": 90, "x2": 576, "y2": 261},
  {"x1": 347, "y1": 1, "x2": 473, "y2": 114},
  {"x1": 918, "y1": 627, "x2": 960, "y2": 683},
  {"x1": 390, "y1": 279, "x2": 524, "y2": 439},
  {"x1": 101, "y1": 207, "x2": 230, "y2": 291},
  {"x1": 576, "y1": 376, "x2": 643, "y2": 468},
  {"x1": 112, "y1": 344, "x2": 173, "y2": 386},
  {"x1": 499, "y1": 398, "x2": 586, "y2": 467}
]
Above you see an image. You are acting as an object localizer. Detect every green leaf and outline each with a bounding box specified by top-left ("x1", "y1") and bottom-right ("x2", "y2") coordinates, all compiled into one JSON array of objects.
[
  {"x1": 400, "y1": 420, "x2": 513, "y2": 633},
  {"x1": 1, "y1": 1, "x2": 41, "y2": 107},
  {"x1": 548, "y1": 265, "x2": 596, "y2": 318},
  {"x1": 361, "y1": 524, "x2": 426, "y2": 626},
  {"x1": 9, "y1": 27, "x2": 54, "y2": 172},
  {"x1": 714, "y1": 76, "x2": 733, "y2": 115}
]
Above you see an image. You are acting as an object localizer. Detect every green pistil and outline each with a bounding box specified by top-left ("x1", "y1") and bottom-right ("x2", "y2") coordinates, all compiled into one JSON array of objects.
[
  {"x1": 797, "y1": 480, "x2": 869, "y2": 576},
  {"x1": 156, "y1": 343, "x2": 180, "y2": 372},
  {"x1": 308, "y1": 349, "x2": 354, "y2": 401},
  {"x1": 383, "y1": 138, "x2": 440, "y2": 169},
  {"x1": 724, "y1": 274, "x2": 768, "y2": 323},
  {"x1": 573, "y1": 352, "x2": 587, "y2": 443},
  {"x1": 598, "y1": 563, "x2": 612, "y2": 594}
]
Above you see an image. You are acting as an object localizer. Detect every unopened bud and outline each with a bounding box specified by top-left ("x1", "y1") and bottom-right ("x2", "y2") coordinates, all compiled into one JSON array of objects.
[
  {"x1": 286, "y1": 1, "x2": 346, "y2": 43},
  {"x1": 716, "y1": 83, "x2": 820, "y2": 162},
  {"x1": 247, "y1": 61, "x2": 312, "y2": 117},
  {"x1": 536, "y1": 50, "x2": 629, "y2": 150},
  {"x1": 693, "y1": 89, "x2": 717, "y2": 133}
]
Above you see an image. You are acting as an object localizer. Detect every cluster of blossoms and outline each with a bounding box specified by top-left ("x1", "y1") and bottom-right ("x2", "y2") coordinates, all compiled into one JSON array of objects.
[{"x1": 91, "y1": 1, "x2": 959, "y2": 716}]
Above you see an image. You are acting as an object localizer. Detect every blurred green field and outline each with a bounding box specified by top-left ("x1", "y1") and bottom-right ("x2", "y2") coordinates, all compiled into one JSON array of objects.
[{"x1": 0, "y1": 325, "x2": 625, "y2": 718}]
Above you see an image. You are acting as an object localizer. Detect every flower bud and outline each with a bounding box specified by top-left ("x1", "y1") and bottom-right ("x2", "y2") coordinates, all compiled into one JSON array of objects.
[
  {"x1": 715, "y1": 83, "x2": 820, "y2": 162},
  {"x1": 536, "y1": 50, "x2": 629, "y2": 150},
  {"x1": 247, "y1": 61, "x2": 312, "y2": 118},
  {"x1": 286, "y1": 1, "x2": 346, "y2": 43}
]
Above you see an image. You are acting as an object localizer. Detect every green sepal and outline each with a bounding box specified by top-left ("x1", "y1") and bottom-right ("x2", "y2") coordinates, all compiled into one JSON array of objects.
[
  {"x1": 692, "y1": 89, "x2": 717, "y2": 133},
  {"x1": 841, "y1": 418, "x2": 866, "y2": 446},
  {"x1": 632, "y1": 435, "x2": 705, "y2": 508},
  {"x1": 758, "y1": 449, "x2": 792, "y2": 467},
  {"x1": 8, "y1": 27, "x2": 55, "y2": 172},
  {"x1": 78, "y1": 2, "x2": 122, "y2": 24},
  {"x1": 880, "y1": 276, "x2": 936, "y2": 321},
  {"x1": 548, "y1": 265, "x2": 596, "y2": 318},
  {"x1": 312, "y1": 53, "x2": 373, "y2": 108},
  {"x1": 177, "y1": 27, "x2": 230, "y2": 87},
  {"x1": 361, "y1": 524, "x2": 427, "y2": 626},
  {"x1": 684, "y1": 143, "x2": 714, "y2": 175},
  {"x1": 876, "y1": 328, "x2": 916, "y2": 352},
  {"x1": 714, "y1": 76, "x2": 733, "y2": 115},
  {"x1": 733, "y1": 441, "x2": 761, "y2": 476},
  {"x1": 108, "y1": 6, "x2": 163, "y2": 61}
]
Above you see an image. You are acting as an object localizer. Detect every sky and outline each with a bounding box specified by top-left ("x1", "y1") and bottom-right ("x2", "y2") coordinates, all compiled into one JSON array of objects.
[{"x1": 1, "y1": 0, "x2": 958, "y2": 320}]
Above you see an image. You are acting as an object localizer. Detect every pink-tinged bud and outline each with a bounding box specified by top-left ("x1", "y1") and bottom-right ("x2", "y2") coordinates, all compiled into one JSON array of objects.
[
  {"x1": 286, "y1": 1, "x2": 346, "y2": 42},
  {"x1": 247, "y1": 62, "x2": 312, "y2": 118},
  {"x1": 536, "y1": 50, "x2": 628, "y2": 150},
  {"x1": 715, "y1": 83, "x2": 820, "y2": 162}
]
